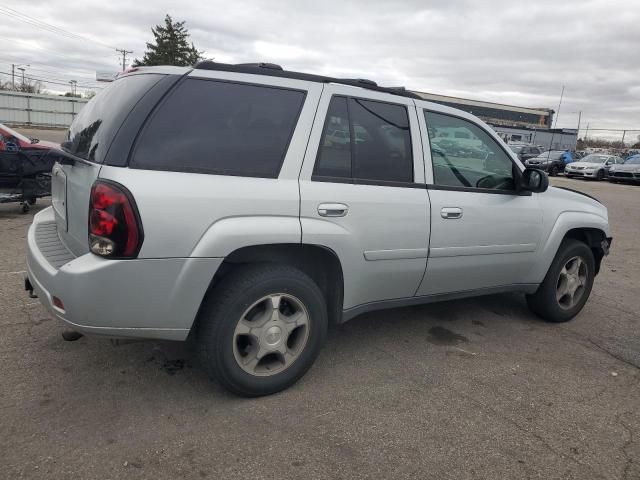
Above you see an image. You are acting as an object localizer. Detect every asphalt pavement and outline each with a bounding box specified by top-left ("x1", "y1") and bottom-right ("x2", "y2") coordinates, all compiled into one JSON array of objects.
[{"x1": 1, "y1": 175, "x2": 638, "y2": 479}]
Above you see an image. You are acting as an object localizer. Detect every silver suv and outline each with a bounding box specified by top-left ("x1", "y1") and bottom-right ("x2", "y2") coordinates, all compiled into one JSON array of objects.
[{"x1": 26, "y1": 62, "x2": 612, "y2": 396}]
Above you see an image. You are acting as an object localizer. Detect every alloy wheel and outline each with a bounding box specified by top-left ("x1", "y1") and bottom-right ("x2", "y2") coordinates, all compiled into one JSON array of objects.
[
  {"x1": 232, "y1": 293, "x2": 310, "y2": 376},
  {"x1": 556, "y1": 256, "x2": 588, "y2": 309}
]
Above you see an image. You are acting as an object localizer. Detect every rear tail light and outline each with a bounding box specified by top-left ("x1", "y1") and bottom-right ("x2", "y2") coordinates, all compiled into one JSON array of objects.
[{"x1": 89, "y1": 180, "x2": 143, "y2": 258}]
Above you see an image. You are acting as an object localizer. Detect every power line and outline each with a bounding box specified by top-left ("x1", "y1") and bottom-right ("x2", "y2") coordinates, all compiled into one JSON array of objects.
[
  {"x1": 0, "y1": 63, "x2": 102, "y2": 84},
  {"x1": 0, "y1": 4, "x2": 133, "y2": 71},
  {"x1": 0, "y1": 3, "x2": 117, "y2": 50},
  {"x1": 0, "y1": 35, "x2": 114, "y2": 65},
  {"x1": 0, "y1": 69, "x2": 103, "y2": 90}
]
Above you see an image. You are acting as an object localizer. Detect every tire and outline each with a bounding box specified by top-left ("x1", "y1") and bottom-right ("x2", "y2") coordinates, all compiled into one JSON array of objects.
[
  {"x1": 549, "y1": 165, "x2": 559, "y2": 177},
  {"x1": 196, "y1": 264, "x2": 328, "y2": 397},
  {"x1": 596, "y1": 170, "x2": 604, "y2": 181},
  {"x1": 526, "y1": 239, "x2": 595, "y2": 323}
]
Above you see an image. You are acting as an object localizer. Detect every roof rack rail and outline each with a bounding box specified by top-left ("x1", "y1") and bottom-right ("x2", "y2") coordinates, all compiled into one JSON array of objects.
[
  {"x1": 192, "y1": 61, "x2": 421, "y2": 100},
  {"x1": 236, "y1": 62, "x2": 284, "y2": 71}
]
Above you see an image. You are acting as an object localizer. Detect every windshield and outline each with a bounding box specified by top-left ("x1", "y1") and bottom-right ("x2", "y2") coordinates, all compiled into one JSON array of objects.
[
  {"x1": 510, "y1": 146, "x2": 523, "y2": 153},
  {"x1": 582, "y1": 154, "x2": 608, "y2": 164},
  {"x1": 536, "y1": 151, "x2": 563, "y2": 160},
  {"x1": 624, "y1": 156, "x2": 640, "y2": 164},
  {"x1": 0, "y1": 124, "x2": 31, "y2": 143}
]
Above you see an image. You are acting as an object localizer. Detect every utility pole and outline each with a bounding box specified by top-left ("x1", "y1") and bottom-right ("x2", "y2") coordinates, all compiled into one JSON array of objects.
[
  {"x1": 18, "y1": 67, "x2": 25, "y2": 89},
  {"x1": 584, "y1": 123, "x2": 590, "y2": 142},
  {"x1": 553, "y1": 85, "x2": 565, "y2": 129},
  {"x1": 621, "y1": 130, "x2": 627, "y2": 147},
  {"x1": 548, "y1": 85, "x2": 565, "y2": 152},
  {"x1": 11, "y1": 63, "x2": 29, "y2": 90},
  {"x1": 116, "y1": 48, "x2": 133, "y2": 72},
  {"x1": 576, "y1": 111, "x2": 582, "y2": 135},
  {"x1": 69, "y1": 80, "x2": 77, "y2": 96}
]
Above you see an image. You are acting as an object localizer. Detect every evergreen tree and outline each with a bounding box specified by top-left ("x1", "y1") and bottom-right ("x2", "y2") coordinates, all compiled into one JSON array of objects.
[{"x1": 133, "y1": 15, "x2": 202, "y2": 67}]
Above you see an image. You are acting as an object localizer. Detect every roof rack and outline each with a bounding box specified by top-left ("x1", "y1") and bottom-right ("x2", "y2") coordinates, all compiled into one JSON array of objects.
[{"x1": 193, "y1": 61, "x2": 421, "y2": 100}]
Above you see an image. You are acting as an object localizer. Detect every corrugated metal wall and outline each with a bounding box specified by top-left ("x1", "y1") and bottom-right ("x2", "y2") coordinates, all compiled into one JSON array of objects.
[{"x1": 0, "y1": 90, "x2": 88, "y2": 128}]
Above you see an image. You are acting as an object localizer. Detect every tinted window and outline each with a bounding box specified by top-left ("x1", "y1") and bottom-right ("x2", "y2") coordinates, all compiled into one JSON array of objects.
[
  {"x1": 350, "y1": 98, "x2": 412, "y2": 182},
  {"x1": 425, "y1": 111, "x2": 515, "y2": 190},
  {"x1": 314, "y1": 96, "x2": 413, "y2": 183},
  {"x1": 67, "y1": 74, "x2": 162, "y2": 163},
  {"x1": 314, "y1": 97, "x2": 351, "y2": 178},
  {"x1": 132, "y1": 79, "x2": 305, "y2": 178}
]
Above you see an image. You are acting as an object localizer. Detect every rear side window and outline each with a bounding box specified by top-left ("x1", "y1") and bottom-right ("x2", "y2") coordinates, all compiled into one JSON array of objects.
[
  {"x1": 131, "y1": 78, "x2": 305, "y2": 178},
  {"x1": 66, "y1": 74, "x2": 163, "y2": 163},
  {"x1": 314, "y1": 96, "x2": 413, "y2": 184}
]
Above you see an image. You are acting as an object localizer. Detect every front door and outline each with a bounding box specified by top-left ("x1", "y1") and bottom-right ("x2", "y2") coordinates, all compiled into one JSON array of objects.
[
  {"x1": 299, "y1": 86, "x2": 430, "y2": 310},
  {"x1": 416, "y1": 108, "x2": 544, "y2": 296}
]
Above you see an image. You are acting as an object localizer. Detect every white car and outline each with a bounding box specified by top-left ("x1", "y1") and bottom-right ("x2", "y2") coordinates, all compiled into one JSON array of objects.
[{"x1": 565, "y1": 154, "x2": 624, "y2": 180}]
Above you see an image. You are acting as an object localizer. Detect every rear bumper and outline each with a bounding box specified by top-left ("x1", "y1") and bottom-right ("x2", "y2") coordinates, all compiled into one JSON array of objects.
[{"x1": 26, "y1": 207, "x2": 222, "y2": 340}]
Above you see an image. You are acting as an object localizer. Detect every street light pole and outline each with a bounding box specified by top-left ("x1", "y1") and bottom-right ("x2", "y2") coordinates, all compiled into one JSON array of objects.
[
  {"x1": 11, "y1": 63, "x2": 30, "y2": 90},
  {"x1": 18, "y1": 67, "x2": 25, "y2": 88}
]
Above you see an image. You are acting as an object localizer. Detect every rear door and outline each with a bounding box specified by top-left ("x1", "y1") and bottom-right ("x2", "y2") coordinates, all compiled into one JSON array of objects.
[
  {"x1": 299, "y1": 86, "x2": 430, "y2": 310},
  {"x1": 54, "y1": 73, "x2": 167, "y2": 255},
  {"x1": 416, "y1": 106, "x2": 544, "y2": 296}
]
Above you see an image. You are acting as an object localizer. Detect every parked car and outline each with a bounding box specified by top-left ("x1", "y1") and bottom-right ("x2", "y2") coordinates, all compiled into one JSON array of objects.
[
  {"x1": 509, "y1": 144, "x2": 543, "y2": 162},
  {"x1": 608, "y1": 155, "x2": 640, "y2": 184},
  {"x1": 0, "y1": 123, "x2": 60, "y2": 212},
  {"x1": 25, "y1": 62, "x2": 612, "y2": 396},
  {"x1": 565, "y1": 154, "x2": 624, "y2": 180},
  {"x1": 0, "y1": 124, "x2": 59, "y2": 151},
  {"x1": 523, "y1": 150, "x2": 566, "y2": 176},
  {"x1": 573, "y1": 151, "x2": 587, "y2": 160}
]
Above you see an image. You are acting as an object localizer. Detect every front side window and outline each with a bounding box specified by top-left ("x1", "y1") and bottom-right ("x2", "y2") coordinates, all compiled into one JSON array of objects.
[
  {"x1": 314, "y1": 96, "x2": 413, "y2": 183},
  {"x1": 132, "y1": 79, "x2": 305, "y2": 178},
  {"x1": 424, "y1": 111, "x2": 516, "y2": 190}
]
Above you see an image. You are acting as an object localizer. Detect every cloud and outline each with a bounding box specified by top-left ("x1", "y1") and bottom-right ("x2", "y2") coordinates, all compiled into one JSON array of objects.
[{"x1": 1, "y1": 0, "x2": 638, "y2": 136}]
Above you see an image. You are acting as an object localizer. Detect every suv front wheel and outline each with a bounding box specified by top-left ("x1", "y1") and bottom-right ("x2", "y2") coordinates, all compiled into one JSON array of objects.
[
  {"x1": 526, "y1": 239, "x2": 595, "y2": 322},
  {"x1": 196, "y1": 264, "x2": 328, "y2": 396}
]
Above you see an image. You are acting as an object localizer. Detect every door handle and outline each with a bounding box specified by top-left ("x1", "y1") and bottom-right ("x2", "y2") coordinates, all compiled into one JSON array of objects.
[
  {"x1": 441, "y1": 207, "x2": 463, "y2": 219},
  {"x1": 318, "y1": 203, "x2": 349, "y2": 217}
]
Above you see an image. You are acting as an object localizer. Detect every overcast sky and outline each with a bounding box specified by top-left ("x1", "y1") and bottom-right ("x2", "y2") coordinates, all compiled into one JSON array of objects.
[{"x1": 1, "y1": 0, "x2": 638, "y2": 139}]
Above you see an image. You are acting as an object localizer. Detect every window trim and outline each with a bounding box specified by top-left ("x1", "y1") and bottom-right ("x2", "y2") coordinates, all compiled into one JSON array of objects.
[
  {"x1": 311, "y1": 174, "x2": 425, "y2": 189},
  {"x1": 312, "y1": 94, "x2": 416, "y2": 188},
  {"x1": 426, "y1": 183, "x2": 532, "y2": 196},
  {"x1": 422, "y1": 107, "x2": 525, "y2": 194},
  {"x1": 129, "y1": 77, "x2": 308, "y2": 179}
]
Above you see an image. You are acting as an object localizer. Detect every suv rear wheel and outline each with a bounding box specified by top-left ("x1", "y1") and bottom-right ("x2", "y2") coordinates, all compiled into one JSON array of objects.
[
  {"x1": 196, "y1": 264, "x2": 328, "y2": 396},
  {"x1": 526, "y1": 239, "x2": 595, "y2": 322}
]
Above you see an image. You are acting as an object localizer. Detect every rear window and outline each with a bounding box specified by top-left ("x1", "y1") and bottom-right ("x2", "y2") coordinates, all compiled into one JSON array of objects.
[
  {"x1": 66, "y1": 74, "x2": 163, "y2": 163},
  {"x1": 130, "y1": 78, "x2": 305, "y2": 178}
]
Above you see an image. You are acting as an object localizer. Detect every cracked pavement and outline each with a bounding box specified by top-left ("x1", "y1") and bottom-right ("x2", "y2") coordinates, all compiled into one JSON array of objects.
[{"x1": 1, "y1": 169, "x2": 639, "y2": 479}]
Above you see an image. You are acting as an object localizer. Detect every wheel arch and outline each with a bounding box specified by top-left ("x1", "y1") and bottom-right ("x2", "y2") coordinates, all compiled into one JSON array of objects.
[
  {"x1": 528, "y1": 212, "x2": 611, "y2": 283},
  {"x1": 562, "y1": 227, "x2": 609, "y2": 274},
  {"x1": 195, "y1": 243, "x2": 345, "y2": 329}
]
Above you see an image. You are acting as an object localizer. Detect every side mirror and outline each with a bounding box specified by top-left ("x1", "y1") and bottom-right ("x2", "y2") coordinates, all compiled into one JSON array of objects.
[{"x1": 521, "y1": 168, "x2": 548, "y2": 193}]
